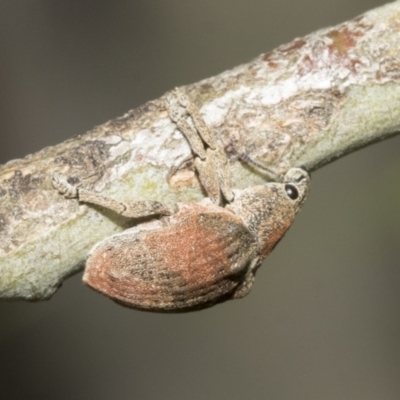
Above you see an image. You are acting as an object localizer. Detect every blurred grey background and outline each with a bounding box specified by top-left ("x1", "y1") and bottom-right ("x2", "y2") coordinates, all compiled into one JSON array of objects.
[{"x1": 1, "y1": 1, "x2": 399, "y2": 399}]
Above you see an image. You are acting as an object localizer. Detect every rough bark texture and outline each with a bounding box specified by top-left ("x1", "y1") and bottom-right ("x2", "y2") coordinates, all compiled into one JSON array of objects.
[{"x1": 1, "y1": 1, "x2": 400, "y2": 301}]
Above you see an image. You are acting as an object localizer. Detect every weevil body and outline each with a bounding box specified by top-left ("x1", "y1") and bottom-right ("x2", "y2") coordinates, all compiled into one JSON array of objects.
[
  {"x1": 52, "y1": 88, "x2": 310, "y2": 312},
  {"x1": 83, "y1": 168, "x2": 309, "y2": 312}
]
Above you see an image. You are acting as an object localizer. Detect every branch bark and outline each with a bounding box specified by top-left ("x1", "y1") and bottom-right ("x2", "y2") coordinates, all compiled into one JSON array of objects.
[{"x1": 1, "y1": 1, "x2": 400, "y2": 301}]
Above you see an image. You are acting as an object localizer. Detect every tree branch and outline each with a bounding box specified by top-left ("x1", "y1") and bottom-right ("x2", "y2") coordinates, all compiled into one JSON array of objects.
[{"x1": 1, "y1": 1, "x2": 400, "y2": 301}]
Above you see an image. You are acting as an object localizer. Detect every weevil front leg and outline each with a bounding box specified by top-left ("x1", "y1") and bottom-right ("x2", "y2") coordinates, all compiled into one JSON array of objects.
[
  {"x1": 52, "y1": 173, "x2": 172, "y2": 218},
  {"x1": 174, "y1": 87, "x2": 234, "y2": 202},
  {"x1": 166, "y1": 87, "x2": 233, "y2": 204}
]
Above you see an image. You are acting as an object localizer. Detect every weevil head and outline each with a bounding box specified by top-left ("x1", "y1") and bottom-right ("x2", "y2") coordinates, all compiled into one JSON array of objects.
[
  {"x1": 282, "y1": 167, "x2": 310, "y2": 211},
  {"x1": 230, "y1": 167, "x2": 310, "y2": 261},
  {"x1": 257, "y1": 167, "x2": 310, "y2": 257}
]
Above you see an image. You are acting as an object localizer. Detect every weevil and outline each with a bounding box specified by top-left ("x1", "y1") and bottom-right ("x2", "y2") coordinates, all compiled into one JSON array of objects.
[{"x1": 52, "y1": 88, "x2": 310, "y2": 312}]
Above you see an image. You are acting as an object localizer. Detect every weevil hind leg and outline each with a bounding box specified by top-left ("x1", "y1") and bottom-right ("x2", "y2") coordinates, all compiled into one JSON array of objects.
[{"x1": 52, "y1": 173, "x2": 172, "y2": 218}]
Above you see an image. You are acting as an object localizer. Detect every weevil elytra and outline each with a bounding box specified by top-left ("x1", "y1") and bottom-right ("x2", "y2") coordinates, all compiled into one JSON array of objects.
[{"x1": 52, "y1": 88, "x2": 310, "y2": 312}]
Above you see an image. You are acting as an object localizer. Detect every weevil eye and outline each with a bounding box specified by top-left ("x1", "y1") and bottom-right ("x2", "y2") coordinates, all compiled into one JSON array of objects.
[{"x1": 285, "y1": 184, "x2": 299, "y2": 200}]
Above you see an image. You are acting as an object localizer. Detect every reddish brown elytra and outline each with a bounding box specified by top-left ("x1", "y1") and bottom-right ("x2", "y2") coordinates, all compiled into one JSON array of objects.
[
  {"x1": 83, "y1": 170, "x2": 309, "y2": 312},
  {"x1": 52, "y1": 88, "x2": 310, "y2": 312}
]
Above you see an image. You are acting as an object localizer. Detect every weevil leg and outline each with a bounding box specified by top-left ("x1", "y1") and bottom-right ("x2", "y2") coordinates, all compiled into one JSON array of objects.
[
  {"x1": 166, "y1": 90, "x2": 218, "y2": 202},
  {"x1": 174, "y1": 87, "x2": 216, "y2": 150},
  {"x1": 231, "y1": 256, "x2": 261, "y2": 299},
  {"x1": 210, "y1": 147, "x2": 234, "y2": 203},
  {"x1": 174, "y1": 87, "x2": 233, "y2": 199},
  {"x1": 166, "y1": 93, "x2": 207, "y2": 160},
  {"x1": 194, "y1": 156, "x2": 221, "y2": 204},
  {"x1": 167, "y1": 87, "x2": 234, "y2": 204},
  {"x1": 232, "y1": 271, "x2": 255, "y2": 299},
  {"x1": 52, "y1": 173, "x2": 172, "y2": 218}
]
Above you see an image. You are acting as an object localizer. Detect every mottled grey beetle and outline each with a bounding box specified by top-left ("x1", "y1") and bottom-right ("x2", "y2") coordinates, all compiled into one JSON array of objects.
[{"x1": 53, "y1": 88, "x2": 310, "y2": 312}]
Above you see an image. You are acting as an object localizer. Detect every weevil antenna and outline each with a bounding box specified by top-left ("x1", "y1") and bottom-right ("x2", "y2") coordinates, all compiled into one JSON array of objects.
[{"x1": 237, "y1": 153, "x2": 282, "y2": 182}]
